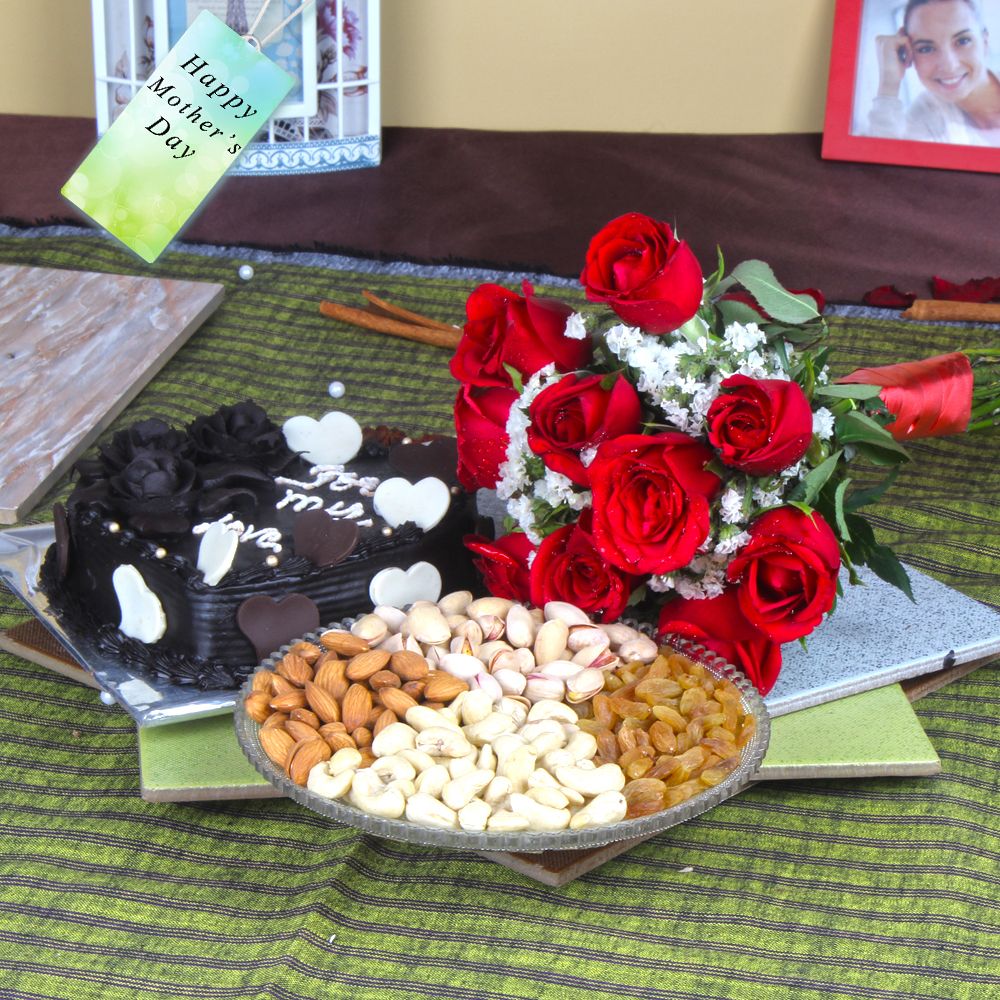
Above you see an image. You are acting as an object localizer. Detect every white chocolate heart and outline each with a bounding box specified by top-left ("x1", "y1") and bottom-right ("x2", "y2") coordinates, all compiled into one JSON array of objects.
[
  {"x1": 369, "y1": 562, "x2": 443, "y2": 608},
  {"x1": 197, "y1": 521, "x2": 239, "y2": 587},
  {"x1": 112, "y1": 564, "x2": 167, "y2": 643},
  {"x1": 282, "y1": 411, "x2": 363, "y2": 466},
  {"x1": 373, "y1": 477, "x2": 450, "y2": 531}
]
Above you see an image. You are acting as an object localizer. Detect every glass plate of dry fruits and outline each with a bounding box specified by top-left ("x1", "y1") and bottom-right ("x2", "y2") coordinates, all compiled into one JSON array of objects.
[{"x1": 233, "y1": 596, "x2": 770, "y2": 853}]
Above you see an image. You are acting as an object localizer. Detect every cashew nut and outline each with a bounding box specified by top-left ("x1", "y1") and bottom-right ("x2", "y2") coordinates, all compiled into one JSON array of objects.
[
  {"x1": 486, "y1": 810, "x2": 530, "y2": 832},
  {"x1": 463, "y1": 712, "x2": 517, "y2": 746},
  {"x1": 459, "y1": 689, "x2": 494, "y2": 726},
  {"x1": 508, "y1": 792, "x2": 571, "y2": 831},
  {"x1": 457, "y1": 798, "x2": 492, "y2": 832},
  {"x1": 527, "y1": 700, "x2": 579, "y2": 725},
  {"x1": 405, "y1": 792, "x2": 459, "y2": 829},
  {"x1": 405, "y1": 705, "x2": 461, "y2": 733},
  {"x1": 441, "y1": 768, "x2": 493, "y2": 811},
  {"x1": 307, "y1": 762, "x2": 354, "y2": 800},
  {"x1": 568, "y1": 790, "x2": 628, "y2": 829},
  {"x1": 348, "y1": 768, "x2": 407, "y2": 818},
  {"x1": 370, "y1": 755, "x2": 417, "y2": 785},
  {"x1": 555, "y1": 763, "x2": 626, "y2": 796},
  {"x1": 414, "y1": 764, "x2": 451, "y2": 798},
  {"x1": 328, "y1": 747, "x2": 363, "y2": 776},
  {"x1": 371, "y1": 723, "x2": 418, "y2": 758}
]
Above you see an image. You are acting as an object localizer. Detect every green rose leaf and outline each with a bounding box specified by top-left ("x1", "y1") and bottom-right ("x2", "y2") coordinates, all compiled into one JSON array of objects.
[{"x1": 729, "y1": 260, "x2": 821, "y2": 324}]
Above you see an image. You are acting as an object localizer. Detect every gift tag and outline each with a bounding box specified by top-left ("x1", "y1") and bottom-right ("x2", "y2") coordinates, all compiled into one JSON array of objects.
[{"x1": 62, "y1": 9, "x2": 295, "y2": 263}]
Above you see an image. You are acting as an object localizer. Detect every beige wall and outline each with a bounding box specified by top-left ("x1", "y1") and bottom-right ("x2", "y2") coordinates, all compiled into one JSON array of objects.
[{"x1": 0, "y1": 0, "x2": 835, "y2": 133}]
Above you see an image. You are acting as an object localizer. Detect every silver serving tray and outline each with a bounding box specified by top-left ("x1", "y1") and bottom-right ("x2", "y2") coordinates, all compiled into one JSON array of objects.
[{"x1": 233, "y1": 631, "x2": 771, "y2": 853}]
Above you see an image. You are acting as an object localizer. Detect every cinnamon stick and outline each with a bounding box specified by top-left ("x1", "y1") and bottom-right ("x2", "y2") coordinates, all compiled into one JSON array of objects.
[
  {"x1": 902, "y1": 299, "x2": 1000, "y2": 322},
  {"x1": 319, "y1": 300, "x2": 462, "y2": 350},
  {"x1": 362, "y1": 290, "x2": 460, "y2": 335}
]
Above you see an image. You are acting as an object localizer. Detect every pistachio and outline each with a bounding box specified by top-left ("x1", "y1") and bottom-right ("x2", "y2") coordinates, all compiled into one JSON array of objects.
[
  {"x1": 566, "y1": 625, "x2": 611, "y2": 653},
  {"x1": 351, "y1": 613, "x2": 389, "y2": 645},
  {"x1": 533, "y1": 619, "x2": 569, "y2": 665},
  {"x1": 617, "y1": 635, "x2": 659, "y2": 664},
  {"x1": 537, "y1": 659, "x2": 585, "y2": 681},
  {"x1": 475, "y1": 614, "x2": 506, "y2": 642},
  {"x1": 523, "y1": 675, "x2": 566, "y2": 703},
  {"x1": 373, "y1": 605, "x2": 407, "y2": 631},
  {"x1": 467, "y1": 596, "x2": 514, "y2": 618},
  {"x1": 437, "y1": 590, "x2": 474, "y2": 617},
  {"x1": 471, "y1": 670, "x2": 503, "y2": 704},
  {"x1": 438, "y1": 652, "x2": 485, "y2": 681},
  {"x1": 504, "y1": 604, "x2": 536, "y2": 649},
  {"x1": 492, "y1": 668, "x2": 527, "y2": 696},
  {"x1": 566, "y1": 668, "x2": 607, "y2": 703},
  {"x1": 543, "y1": 601, "x2": 591, "y2": 626}
]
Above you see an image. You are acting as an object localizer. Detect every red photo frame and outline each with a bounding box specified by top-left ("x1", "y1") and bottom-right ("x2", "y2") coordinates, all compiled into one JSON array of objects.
[{"x1": 823, "y1": 0, "x2": 1000, "y2": 173}]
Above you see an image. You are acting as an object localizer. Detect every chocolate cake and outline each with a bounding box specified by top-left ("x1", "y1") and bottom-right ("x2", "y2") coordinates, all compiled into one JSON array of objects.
[{"x1": 42, "y1": 401, "x2": 480, "y2": 689}]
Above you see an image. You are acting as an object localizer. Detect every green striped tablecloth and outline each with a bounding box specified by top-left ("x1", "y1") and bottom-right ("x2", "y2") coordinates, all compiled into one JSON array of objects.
[{"x1": 1, "y1": 233, "x2": 998, "y2": 1000}]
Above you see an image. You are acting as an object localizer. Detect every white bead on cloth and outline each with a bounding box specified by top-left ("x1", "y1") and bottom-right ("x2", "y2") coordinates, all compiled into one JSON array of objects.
[
  {"x1": 238, "y1": 264, "x2": 254, "y2": 281},
  {"x1": 328, "y1": 380, "x2": 346, "y2": 399}
]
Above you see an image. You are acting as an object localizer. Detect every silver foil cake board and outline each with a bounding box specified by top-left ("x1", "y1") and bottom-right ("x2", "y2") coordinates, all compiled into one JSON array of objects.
[
  {"x1": 1, "y1": 522, "x2": 998, "y2": 726},
  {"x1": 0, "y1": 265, "x2": 224, "y2": 524}
]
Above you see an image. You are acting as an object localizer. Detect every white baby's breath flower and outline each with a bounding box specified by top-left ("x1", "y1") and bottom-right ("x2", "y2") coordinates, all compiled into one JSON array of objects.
[
  {"x1": 714, "y1": 529, "x2": 751, "y2": 556},
  {"x1": 719, "y1": 488, "x2": 745, "y2": 525},
  {"x1": 564, "y1": 312, "x2": 588, "y2": 340},
  {"x1": 724, "y1": 321, "x2": 767, "y2": 354},
  {"x1": 580, "y1": 446, "x2": 599, "y2": 468},
  {"x1": 813, "y1": 406, "x2": 835, "y2": 441}
]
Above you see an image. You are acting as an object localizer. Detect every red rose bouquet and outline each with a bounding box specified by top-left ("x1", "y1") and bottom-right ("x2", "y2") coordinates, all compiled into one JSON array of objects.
[{"x1": 453, "y1": 212, "x2": 997, "y2": 694}]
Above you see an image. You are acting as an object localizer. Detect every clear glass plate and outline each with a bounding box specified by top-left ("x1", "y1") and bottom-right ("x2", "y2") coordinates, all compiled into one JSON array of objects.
[{"x1": 233, "y1": 627, "x2": 771, "y2": 853}]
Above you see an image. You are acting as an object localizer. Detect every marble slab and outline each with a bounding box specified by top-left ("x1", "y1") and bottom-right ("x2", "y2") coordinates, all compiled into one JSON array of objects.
[{"x1": 0, "y1": 265, "x2": 224, "y2": 523}]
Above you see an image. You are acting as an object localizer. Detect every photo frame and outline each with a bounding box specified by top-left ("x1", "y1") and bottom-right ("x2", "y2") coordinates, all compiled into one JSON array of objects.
[
  {"x1": 152, "y1": 0, "x2": 318, "y2": 118},
  {"x1": 823, "y1": 0, "x2": 1000, "y2": 174}
]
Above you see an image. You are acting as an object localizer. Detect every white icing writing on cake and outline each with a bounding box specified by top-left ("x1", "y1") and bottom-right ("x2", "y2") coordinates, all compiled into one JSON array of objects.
[
  {"x1": 275, "y1": 465, "x2": 379, "y2": 497},
  {"x1": 276, "y1": 490, "x2": 325, "y2": 513},
  {"x1": 325, "y1": 500, "x2": 374, "y2": 528},
  {"x1": 193, "y1": 514, "x2": 283, "y2": 553}
]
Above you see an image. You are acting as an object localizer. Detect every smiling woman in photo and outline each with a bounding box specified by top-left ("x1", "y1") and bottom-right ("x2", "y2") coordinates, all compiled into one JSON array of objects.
[{"x1": 868, "y1": 0, "x2": 1000, "y2": 143}]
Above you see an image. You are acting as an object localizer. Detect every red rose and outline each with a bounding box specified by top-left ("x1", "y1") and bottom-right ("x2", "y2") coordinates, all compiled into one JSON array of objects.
[
  {"x1": 657, "y1": 589, "x2": 782, "y2": 695},
  {"x1": 465, "y1": 532, "x2": 535, "y2": 603},
  {"x1": 727, "y1": 506, "x2": 841, "y2": 643},
  {"x1": 579, "y1": 213, "x2": 703, "y2": 334},
  {"x1": 528, "y1": 511, "x2": 634, "y2": 622},
  {"x1": 450, "y1": 281, "x2": 590, "y2": 388},
  {"x1": 527, "y1": 373, "x2": 642, "y2": 486},
  {"x1": 588, "y1": 433, "x2": 721, "y2": 575},
  {"x1": 454, "y1": 384, "x2": 517, "y2": 491},
  {"x1": 706, "y1": 375, "x2": 814, "y2": 476}
]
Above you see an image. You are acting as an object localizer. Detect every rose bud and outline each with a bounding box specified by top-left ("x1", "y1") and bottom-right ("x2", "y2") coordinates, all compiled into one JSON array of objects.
[
  {"x1": 658, "y1": 588, "x2": 782, "y2": 695},
  {"x1": 527, "y1": 373, "x2": 642, "y2": 486},
  {"x1": 464, "y1": 532, "x2": 536, "y2": 603},
  {"x1": 726, "y1": 506, "x2": 841, "y2": 643},
  {"x1": 706, "y1": 375, "x2": 814, "y2": 477},
  {"x1": 454, "y1": 384, "x2": 518, "y2": 491},
  {"x1": 450, "y1": 281, "x2": 591, "y2": 388},
  {"x1": 580, "y1": 212, "x2": 703, "y2": 334}
]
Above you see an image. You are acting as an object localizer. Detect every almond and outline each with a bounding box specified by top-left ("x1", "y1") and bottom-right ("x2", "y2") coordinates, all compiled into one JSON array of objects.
[
  {"x1": 287, "y1": 738, "x2": 332, "y2": 785},
  {"x1": 401, "y1": 680, "x2": 427, "y2": 701},
  {"x1": 352, "y1": 726, "x2": 373, "y2": 749},
  {"x1": 270, "y1": 675, "x2": 297, "y2": 697},
  {"x1": 259, "y1": 726, "x2": 295, "y2": 767},
  {"x1": 277, "y1": 652, "x2": 313, "y2": 687},
  {"x1": 373, "y1": 708, "x2": 398, "y2": 736},
  {"x1": 251, "y1": 669, "x2": 275, "y2": 693},
  {"x1": 244, "y1": 691, "x2": 272, "y2": 723},
  {"x1": 261, "y1": 711, "x2": 289, "y2": 731},
  {"x1": 286, "y1": 719, "x2": 321, "y2": 743},
  {"x1": 320, "y1": 630, "x2": 370, "y2": 656},
  {"x1": 358, "y1": 749, "x2": 377, "y2": 769},
  {"x1": 390, "y1": 650, "x2": 430, "y2": 681},
  {"x1": 369, "y1": 669, "x2": 401, "y2": 691},
  {"x1": 313, "y1": 658, "x2": 349, "y2": 700},
  {"x1": 341, "y1": 683, "x2": 373, "y2": 732},
  {"x1": 289, "y1": 708, "x2": 321, "y2": 729},
  {"x1": 318, "y1": 721, "x2": 348, "y2": 739},
  {"x1": 304, "y1": 681, "x2": 341, "y2": 724},
  {"x1": 378, "y1": 686, "x2": 419, "y2": 717},
  {"x1": 345, "y1": 648, "x2": 392, "y2": 681},
  {"x1": 324, "y1": 731, "x2": 358, "y2": 753},
  {"x1": 270, "y1": 689, "x2": 307, "y2": 712},
  {"x1": 289, "y1": 640, "x2": 323, "y2": 664},
  {"x1": 423, "y1": 672, "x2": 470, "y2": 702}
]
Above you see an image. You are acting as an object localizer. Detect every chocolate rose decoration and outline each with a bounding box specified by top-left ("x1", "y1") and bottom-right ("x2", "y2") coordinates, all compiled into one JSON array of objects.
[
  {"x1": 187, "y1": 401, "x2": 295, "y2": 474},
  {"x1": 76, "y1": 418, "x2": 193, "y2": 486},
  {"x1": 106, "y1": 449, "x2": 200, "y2": 536}
]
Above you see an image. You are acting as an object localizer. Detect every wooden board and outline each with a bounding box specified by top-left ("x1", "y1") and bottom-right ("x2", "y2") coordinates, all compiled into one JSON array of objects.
[{"x1": 0, "y1": 264, "x2": 224, "y2": 523}]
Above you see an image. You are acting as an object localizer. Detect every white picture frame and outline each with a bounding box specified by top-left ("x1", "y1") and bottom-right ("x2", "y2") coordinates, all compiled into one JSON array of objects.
[{"x1": 152, "y1": 0, "x2": 318, "y2": 119}]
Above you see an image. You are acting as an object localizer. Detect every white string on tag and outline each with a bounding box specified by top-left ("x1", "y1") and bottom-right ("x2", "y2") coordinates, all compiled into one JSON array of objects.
[{"x1": 243, "y1": 0, "x2": 314, "y2": 52}]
